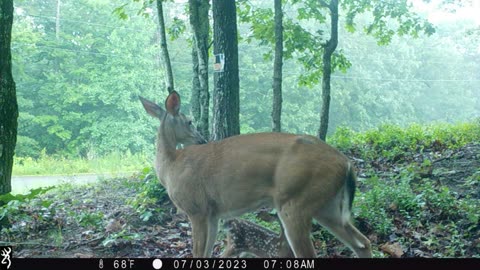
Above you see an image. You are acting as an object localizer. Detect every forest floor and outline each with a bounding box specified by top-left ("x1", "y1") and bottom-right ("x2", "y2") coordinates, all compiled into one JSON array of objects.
[{"x1": 1, "y1": 143, "x2": 479, "y2": 258}]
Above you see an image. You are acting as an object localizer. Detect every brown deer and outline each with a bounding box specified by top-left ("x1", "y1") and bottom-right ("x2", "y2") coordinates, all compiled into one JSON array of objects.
[
  {"x1": 221, "y1": 218, "x2": 294, "y2": 258},
  {"x1": 140, "y1": 91, "x2": 371, "y2": 258}
]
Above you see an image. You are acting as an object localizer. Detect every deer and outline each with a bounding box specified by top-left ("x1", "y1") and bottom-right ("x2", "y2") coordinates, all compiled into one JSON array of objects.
[
  {"x1": 139, "y1": 91, "x2": 372, "y2": 258},
  {"x1": 221, "y1": 218, "x2": 294, "y2": 258}
]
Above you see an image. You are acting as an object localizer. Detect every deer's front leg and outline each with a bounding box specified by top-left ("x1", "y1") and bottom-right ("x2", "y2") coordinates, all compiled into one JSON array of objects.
[{"x1": 190, "y1": 215, "x2": 209, "y2": 258}]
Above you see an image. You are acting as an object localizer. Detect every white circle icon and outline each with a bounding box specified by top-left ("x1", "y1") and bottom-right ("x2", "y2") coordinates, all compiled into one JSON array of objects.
[{"x1": 152, "y1": 259, "x2": 163, "y2": 269}]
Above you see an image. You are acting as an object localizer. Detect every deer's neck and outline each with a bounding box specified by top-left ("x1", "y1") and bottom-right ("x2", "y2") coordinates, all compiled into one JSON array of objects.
[{"x1": 155, "y1": 117, "x2": 177, "y2": 182}]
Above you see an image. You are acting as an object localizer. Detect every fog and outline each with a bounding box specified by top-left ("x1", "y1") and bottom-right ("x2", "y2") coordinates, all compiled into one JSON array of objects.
[{"x1": 11, "y1": 0, "x2": 480, "y2": 157}]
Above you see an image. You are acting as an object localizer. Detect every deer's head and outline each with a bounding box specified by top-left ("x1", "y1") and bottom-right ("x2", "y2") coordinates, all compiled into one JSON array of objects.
[{"x1": 140, "y1": 91, "x2": 207, "y2": 146}]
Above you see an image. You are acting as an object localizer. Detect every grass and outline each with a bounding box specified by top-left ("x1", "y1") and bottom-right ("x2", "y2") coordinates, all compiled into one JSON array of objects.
[
  {"x1": 328, "y1": 121, "x2": 480, "y2": 162},
  {"x1": 13, "y1": 151, "x2": 152, "y2": 176}
]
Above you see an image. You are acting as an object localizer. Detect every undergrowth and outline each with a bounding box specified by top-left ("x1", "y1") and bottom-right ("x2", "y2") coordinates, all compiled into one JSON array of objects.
[
  {"x1": 126, "y1": 167, "x2": 169, "y2": 223},
  {"x1": 329, "y1": 122, "x2": 480, "y2": 162}
]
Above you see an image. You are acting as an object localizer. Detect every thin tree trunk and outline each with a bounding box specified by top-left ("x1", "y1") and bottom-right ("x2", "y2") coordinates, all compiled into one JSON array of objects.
[
  {"x1": 191, "y1": 44, "x2": 201, "y2": 125},
  {"x1": 189, "y1": 0, "x2": 210, "y2": 138},
  {"x1": 0, "y1": 0, "x2": 18, "y2": 195},
  {"x1": 272, "y1": 0, "x2": 283, "y2": 132},
  {"x1": 156, "y1": 0, "x2": 174, "y2": 93},
  {"x1": 55, "y1": 0, "x2": 61, "y2": 40},
  {"x1": 318, "y1": 0, "x2": 338, "y2": 141},
  {"x1": 212, "y1": 0, "x2": 240, "y2": 141}
]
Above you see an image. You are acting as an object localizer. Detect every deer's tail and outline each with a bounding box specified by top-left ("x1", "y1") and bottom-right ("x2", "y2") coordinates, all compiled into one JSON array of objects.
[{"x1": 342, "y1": 163, "x2": 357, "y2": 223}]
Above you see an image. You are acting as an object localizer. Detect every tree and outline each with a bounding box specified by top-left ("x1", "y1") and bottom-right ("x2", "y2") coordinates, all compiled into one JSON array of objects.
[
  {"x1": 188, "y1": 0, "x2": 210, "y2": 138},
  {"x1": 211, "y1": 0, "x2": 240, "y2": 140},
  {"x1": 271, "y1": 0, "x2": 283, "y2": 132},
  {"x1": 0, "y1": 0, "x2": 18, "y2": 194},
  {"x1": 239, "y1": 0, "x2": 435, "y2": 139},
  {"x1": 190, "y1": 45, "x2": 201, "y2": 131},
  {"x1": 156, "y1": 0, "x2": 175, "y2": 93},
  {"x1": 318, "y1": 0, "x2": 338, "y2": 140}
]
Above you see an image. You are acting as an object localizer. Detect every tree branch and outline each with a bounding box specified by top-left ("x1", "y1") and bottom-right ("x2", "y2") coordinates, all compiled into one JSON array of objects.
[{"x1": 319, "y1": 0, "x2": 331, "y2": 11}]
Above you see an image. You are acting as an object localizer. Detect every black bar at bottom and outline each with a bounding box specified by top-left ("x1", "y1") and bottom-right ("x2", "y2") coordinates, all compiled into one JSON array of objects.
[{"x1": 10, "y1": 258, "x2": 480, "y2": 270}]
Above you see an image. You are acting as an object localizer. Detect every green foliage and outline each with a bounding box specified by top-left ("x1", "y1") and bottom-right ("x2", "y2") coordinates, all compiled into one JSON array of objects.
[
  {"x1": 342, "y1": 0, "x2": 435, "y2": 45},
  {"x1": 13, "y1": 0, "x2": 165, "y2": 157},
  {"x1": 238, "y1": 0, "x2": 434, "y2": 92},
  {"x1": 464, "y1": 170, "x2": 480, "y2": 189},
  {"x1": 168, "y1": 17, "x2": 187, "y2": 40},
  {"x1": 0, "y1": 187, "x2": 54, "y2": 207},
  {"x1": 12, "y1": 0, "x2": 480, "y2": 158},
  {"x1": 240, "y1": 212, "x2": 281, "y2": 233},
  {"x1": 355, "y1": 172, "x2": 479, "y2": 239},
  {"x1": 355, "y1": 175, "x2": 419, "y2": 235},
  {"x1": 102, "y1": 229, "x2": 143, "y2": 247},
  {"x1": 329, "y1": 122, "x2": 480, "y2": 162},
  {"x1": 74, "y1": 211, "x2": 104, "y2": 228},
  {"x1": 0, "y1": 188, "x2": 55, "y2": 231},
  {"x1": 127, "y1": 167, "x2": 169, "y2": 223},
  {"x1": 15, "y1": 136, "x2": 42, "y2": 158}
]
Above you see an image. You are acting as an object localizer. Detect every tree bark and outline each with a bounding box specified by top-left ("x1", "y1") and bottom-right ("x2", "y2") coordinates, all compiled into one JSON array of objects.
[
  {"x1": 55, "y1": 0, "x2": 61, "y2": 40},
  {"x1": 0, "y1": 0, "x2": 18, "y2": 195},
  {"x1": 191, "y1": 44, "x2": 201, "y2": 125},
  {"x1": 272, "y1": 0, "x2": 283, "y2": 133},
  {"x1": 189, "y1": 0, "x2": 210, "y2": 139},
  {"x1": 318, "y1": 0, "x2": 338, "y2": 141},
  {"x1": 212, "y1": 0, "x2": 240, "y2": 141},
  {"x1": 156, "y1": 0, "x2": 174, "y2": 93}
]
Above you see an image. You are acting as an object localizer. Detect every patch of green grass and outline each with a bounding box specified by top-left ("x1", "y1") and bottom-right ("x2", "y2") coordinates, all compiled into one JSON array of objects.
[
  {"x1": 329, "y1": 121, "x2": 480, "y2": 161},
  {"x1": 73, "y1": 211, "x2": 104, "y2": 229},
  {"x1": 13, "y1": 151, "x2": 151, "y2": 176},
  {"x1": 240, "y1": 212, "x2": 281, "y2": 233}
]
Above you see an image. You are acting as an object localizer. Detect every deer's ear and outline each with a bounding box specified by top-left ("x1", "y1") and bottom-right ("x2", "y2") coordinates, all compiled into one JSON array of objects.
[
  {"x1": 139, "y1": 96, "x2": 165, "y2": 119},
  {"x1": 165, "y1": 91, "x2": 181, "y2": 116}
]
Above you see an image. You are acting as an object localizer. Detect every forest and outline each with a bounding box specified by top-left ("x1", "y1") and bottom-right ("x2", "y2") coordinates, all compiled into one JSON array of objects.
[{"x1": 0, "y1": 0, "x2": 479, "y2": 261}]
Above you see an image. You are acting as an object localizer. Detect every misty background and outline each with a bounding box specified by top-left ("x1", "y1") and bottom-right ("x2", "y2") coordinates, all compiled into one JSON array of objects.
[{"x1": 11, "y1": 0, "x2": 480, "y2": 159}]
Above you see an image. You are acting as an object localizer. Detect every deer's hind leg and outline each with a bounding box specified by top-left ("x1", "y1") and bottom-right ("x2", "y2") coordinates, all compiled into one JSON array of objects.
[
  {"x1": 314, "y1": 194, "x2": 372, "y2": 258},
  {"x1": 190, "y1": 215, "x2": 212, "y2": 257},
  {"x1": 277, "y1": 203, "x2": 316, "y2": 258},
  {"x1": 205, "y1": 216, "x2": 219, "y2": 257}
]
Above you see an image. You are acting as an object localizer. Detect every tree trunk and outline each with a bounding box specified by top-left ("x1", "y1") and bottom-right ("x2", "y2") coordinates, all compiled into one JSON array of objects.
[
  {"x1": 272, "y1": 0, "x2": 283, "y2": 133},
  {"x1": 189, "y1": 0, "x2": 210, "y2": 139},
  {"x1": 0, "y1": 0, "x2": 18, "y2": 195},
  {"x1": 191, "y1": 44, "x2": 201, "y2": 125},
  {"x1": 55, "y1": 0, "x2": 61, "y2": 40},
  {"x1": 212, "y1": 0, "x2": 240, "y2": 141},
  {"x1": 318, "y1": 0, "x2": 338, "y2": 141},
  {"x1": 156, "y1": 0, "x2": 174, "y2": 93}
]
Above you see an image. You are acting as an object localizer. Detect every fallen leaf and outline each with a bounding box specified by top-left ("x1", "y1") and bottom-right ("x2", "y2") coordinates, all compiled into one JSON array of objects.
[
  {"x1": 171, "y1": 241, "x2": 187, "y2": 249},
  {"x1": 380, "y1": 242, "x2": 404, "y2": 258},
  {"x1": 74, "y1": 252, "x2": 94, "y2": 258},
  {"x1": 106, "y1": 219, "x2": 122, "y2": 233}
]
